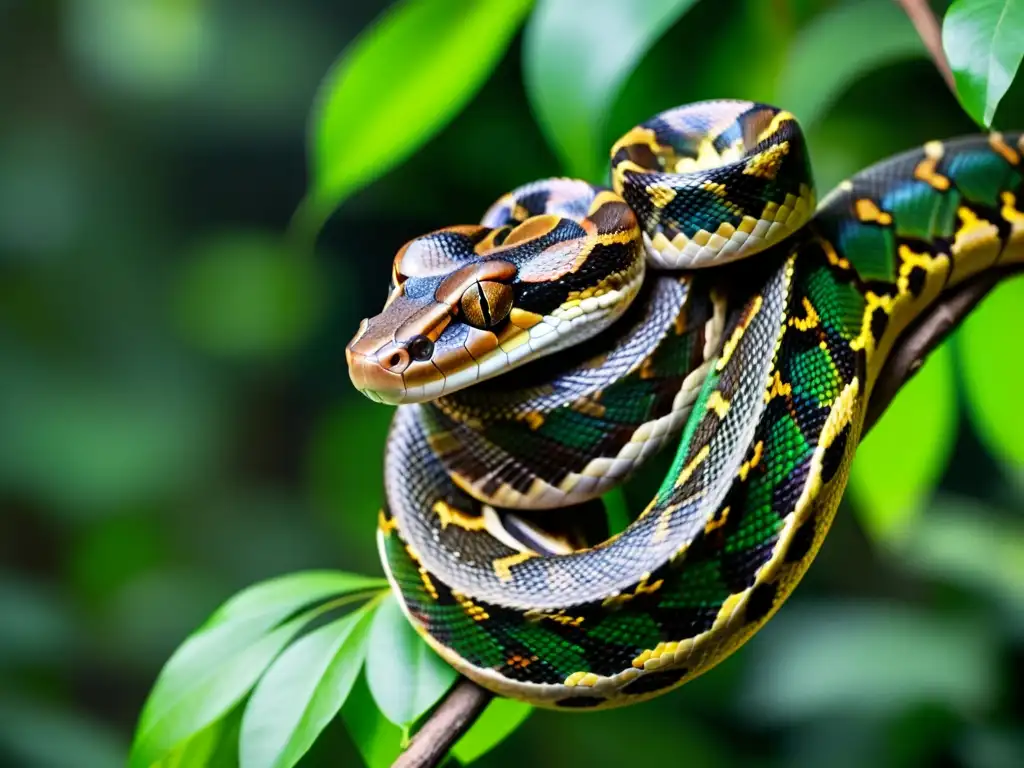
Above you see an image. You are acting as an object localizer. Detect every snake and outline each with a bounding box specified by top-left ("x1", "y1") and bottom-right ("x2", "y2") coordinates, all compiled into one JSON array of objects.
[{"x1": 345, "y1": 100, "x2": 1024, "y2": 709}]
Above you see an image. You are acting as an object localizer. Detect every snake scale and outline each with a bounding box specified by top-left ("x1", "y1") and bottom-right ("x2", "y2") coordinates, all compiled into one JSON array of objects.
[{"x1": 345, "y1": 101, "x2": 1024, "y2": 709}]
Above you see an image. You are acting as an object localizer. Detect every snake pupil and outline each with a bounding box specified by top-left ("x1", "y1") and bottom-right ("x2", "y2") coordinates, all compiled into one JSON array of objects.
[
  {"x1": 477, "y1": 287, "x2": 493, "y2": 326},
  {"x1": 460, "y1": 280, "x2": 513, "y2": 329},
  {"x1": 408, "y1": 335, "x2": 434, "y2": 362}
]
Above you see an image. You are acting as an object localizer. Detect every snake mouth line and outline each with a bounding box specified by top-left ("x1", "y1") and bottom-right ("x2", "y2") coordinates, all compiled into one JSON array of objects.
[{"x1": 353, "y1": 264, "x2": 646, "y2": 405}]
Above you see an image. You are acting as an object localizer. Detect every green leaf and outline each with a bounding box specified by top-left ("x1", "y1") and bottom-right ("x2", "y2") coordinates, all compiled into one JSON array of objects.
[
  {"x1": 239, "y1": 604, "x2": 376, "y2": 768},
  {"x1": 131, "y1": 571, "x2": 385, "y2": 767},
  {"x1": 848, "y1": 340, "x2": 957, "y2": 542},
  {"x1": 154, "y1": 712, "x2": 229, "y2": 768},
  {"x1": 943, "y1": 0, "x2": 1024, "y2": 126},
  {"x1": 130, "y1": 613, "x2": 311, "y2": 768},
  {"x1": 365, "y1": 594, "x2": 458, "y2": 730},
  {"x1": 741, "y1": 602, "x2": 998, "y2": 722},
  {"x1": 452, "y1": 698, "x2": 532, "y2": 765},
  {"x1": 300, "y1": 0, "x2": 533, "y2": 235},
  {"x1": 206, "y1": 571, "x2": 385, "y2": 630},
  {"x1": 523, "y1": 0, "x2": 699, "y2": 181},
  {"x1": 174, "y1": 230, "x2": 325, "y2": 359},
  {"x1": 958, "y1": 274, "x2": 1024, "y2": 466},
  {"x1": 776, "y1": 0, "x2": 926, "y2": 127},
  {"x1": 341, "y1": 674, "x2": 404, "y2": 768}
]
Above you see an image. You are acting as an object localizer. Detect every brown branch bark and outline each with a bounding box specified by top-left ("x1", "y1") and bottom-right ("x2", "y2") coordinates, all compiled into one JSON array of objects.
[
  {"x1": 864, "y1": 268, "x2": 1020, "y2": 429},
  {"x1": 895, "y1": 0, "x2": 957, "y2": 94},
  {"x1": 392, "y1": 679, "x2": 493, "y2": 768}
]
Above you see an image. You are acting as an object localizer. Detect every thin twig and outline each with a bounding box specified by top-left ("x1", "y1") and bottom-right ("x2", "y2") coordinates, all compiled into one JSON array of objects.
[
  {"x1": 895, "y1": 0, "x2": 957, "y2": 94},
  {"x1": 392, "y1": 677, "x2": 493, "y2": 768}
]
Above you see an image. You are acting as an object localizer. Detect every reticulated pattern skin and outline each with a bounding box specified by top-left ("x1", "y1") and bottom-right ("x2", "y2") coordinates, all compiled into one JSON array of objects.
[{"x1": 347, "y1": 101, "x2": 1024, "y2": 709}]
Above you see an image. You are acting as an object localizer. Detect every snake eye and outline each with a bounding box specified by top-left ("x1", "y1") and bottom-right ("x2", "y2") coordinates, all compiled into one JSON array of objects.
[
  {"x1": 460, "y1": 281, "x2": 513, "y2": 329},
  {"x1": 407, "y1": 334, "x2": 434, "y2": 362}
]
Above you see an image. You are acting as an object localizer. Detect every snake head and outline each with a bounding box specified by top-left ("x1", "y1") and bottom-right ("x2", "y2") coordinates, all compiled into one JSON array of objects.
[{"x1": 346, "y1": 194, "x2": 645, "y2": 405}]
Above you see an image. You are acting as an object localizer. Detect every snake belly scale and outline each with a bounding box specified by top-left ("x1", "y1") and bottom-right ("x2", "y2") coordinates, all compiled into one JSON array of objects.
[{"x1": 344, "y1": 100, "x2": 1024, "y2": 709}]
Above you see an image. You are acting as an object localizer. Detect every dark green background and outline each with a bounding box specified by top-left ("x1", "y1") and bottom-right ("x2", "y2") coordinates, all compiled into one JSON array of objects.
[{"x1": 2, "y1": 0, "x2": 1022, "y2": 766}]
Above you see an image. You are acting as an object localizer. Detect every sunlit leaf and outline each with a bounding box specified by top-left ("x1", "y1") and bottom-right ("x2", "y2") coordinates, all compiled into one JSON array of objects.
[
  {"x1": 174, "y1": 230, "x2": 324, "y2": 359},
  {"x1": 153, "y1": 715, "x2": 223, "y2": 768},
  {"x1": 131, "y1": 571, "x2": 384, "y2": 767},
  {"x1": 958, "y1": 274, "x2": 1024, "y2": 466},
  {"x1": 341, "y1": 674, "x2": 403, "y2": 768},
  {"x1": 452, "y1": 698, "x2": 532, "y2": 765},
  {"x1": 849, "y1": 341, "x2": 957, "y2": 542},
  {"x1": 943, "y1": 0, "x2": 1024, "y2": 127},
  {"x1": 300, "y1": 0, "x2": 533, "y2": 235},
  {"x1": 523, "y1": 0, "x2": 699, "y2": 181},
  {"x1": 150, "y1": 703, "x2": 244, "y2": 768},
  {"x1": 130, "y1": 613, "x2": 310, "y2": 768},
  {"x1": 741, "y1": 602, "x2": 998, "y2": 722},
  {"x1": 365, "y1": 594, "x2": 457, "y2": 730},
  {"x1": 206, "y1": 571, "x2": 385, "y2": 630},
  {"x1": 239, "y1": 605, "x2": 376, "y2": 768},
  {"x1": 777, "y1": 0, "x2": 926, "y2": 126}
]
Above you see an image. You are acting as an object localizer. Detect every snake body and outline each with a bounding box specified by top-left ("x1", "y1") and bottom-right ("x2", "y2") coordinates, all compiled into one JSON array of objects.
[{"x1": 345, "y1": 101, "x2": 1024, "y2": 709}]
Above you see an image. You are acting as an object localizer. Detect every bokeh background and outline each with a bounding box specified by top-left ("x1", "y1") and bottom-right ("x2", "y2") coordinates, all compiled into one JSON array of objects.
[{"x1": 2, "y1": 0, "x2": 1023, "y2": 766}]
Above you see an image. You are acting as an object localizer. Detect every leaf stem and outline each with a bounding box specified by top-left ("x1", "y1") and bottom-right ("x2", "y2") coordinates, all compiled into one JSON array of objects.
[
  {"x1": 313, "y1": 587, "x2": 390, "y2": 619},
  {"x1": 894, "y1": 0, "x2": 957, "y2": 94}
]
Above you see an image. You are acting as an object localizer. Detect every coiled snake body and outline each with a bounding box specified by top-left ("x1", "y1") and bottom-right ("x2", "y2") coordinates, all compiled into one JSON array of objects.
[{"x1": 346, "y1": 101, "x2": 1024, "y2": 709}]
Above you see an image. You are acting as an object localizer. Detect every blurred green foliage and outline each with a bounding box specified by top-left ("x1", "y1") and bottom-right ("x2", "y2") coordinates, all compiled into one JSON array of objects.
[{"x1": 3, "y1": 0, "x2": 1024, "y2": 766}]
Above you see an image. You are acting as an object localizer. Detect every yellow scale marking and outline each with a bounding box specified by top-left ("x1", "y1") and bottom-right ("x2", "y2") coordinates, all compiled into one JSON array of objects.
[
  {"x1": 743, "y1": 140, "x2": 790, "y2": 179},
  {"x1": 913, "y1": 140, "x2": 951, "y2": 191},
  {"x1": 951, "y1": 206, "x2": 1002, "y2": 280},
  {"x1": 717, "y1": 294, "x2": 763, "y2": 370},
  {"x1": 647, "y1": 183, "x2": 678, "y2": 209},
  {"x1": 854, "y1": 198, "x2": 893, "y2": 225},
  {"x1": 706, "y1": 390, "x2": 730, "y2": 418},
  {"x1": 433, "y1": 500, "x2": 487, "y2": 531},
  {"x1": 601, "y1": 573, "x2": 664, "y2": 608},
  {"x1": 493, "y1": 552, "x2": 535, "y2": 582},
  {"x1": 765, "y1": 371, "x2": 792, "y2": 402},
  {"x1": 736, "y1": 440, "x2": 765, "y2": 483},
  {"x1": 788, "y1": 296, "x2": 821, "y2": 331}
]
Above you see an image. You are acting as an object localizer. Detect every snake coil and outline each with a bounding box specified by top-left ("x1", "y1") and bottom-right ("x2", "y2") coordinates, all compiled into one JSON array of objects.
[{"x1": 346, "y1": 100, "x2": 1024, "y2": 708}]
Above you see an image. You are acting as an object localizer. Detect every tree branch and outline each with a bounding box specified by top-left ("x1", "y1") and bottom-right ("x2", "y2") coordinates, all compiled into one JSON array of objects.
[
  {"x1": 864, "y1": 268, "x2": 1019, "y2": 430},
  {"x1": 393, "y1": 269, "x2": 1023, "y2": 768},
  {"x1": 392, "y1": 679, "x2": 493, "y2": 768},
  {"x1": 895, "y1": 0, "x2": 957, "y2": 94}
]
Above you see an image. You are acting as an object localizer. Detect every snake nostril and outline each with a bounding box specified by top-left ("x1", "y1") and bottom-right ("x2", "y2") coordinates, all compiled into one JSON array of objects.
[{"x1": 388, "y1": 352, "x2": 402, "y2": 368}]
